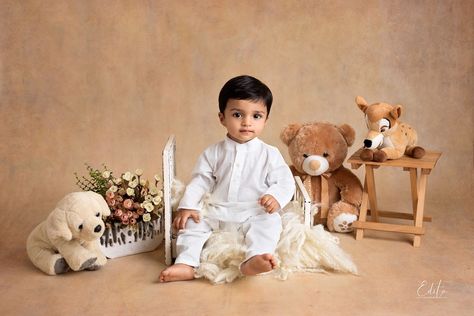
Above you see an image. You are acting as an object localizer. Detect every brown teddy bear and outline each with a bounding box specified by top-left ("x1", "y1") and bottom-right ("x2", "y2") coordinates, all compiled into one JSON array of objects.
[{"x1": 281, "y1": 122, "x2": 363, "y2": 232}]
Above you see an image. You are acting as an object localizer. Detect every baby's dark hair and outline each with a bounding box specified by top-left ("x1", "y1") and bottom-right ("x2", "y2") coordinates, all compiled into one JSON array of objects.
[{"x1": 218, "y1": 75, "x2": 273, "y2": 116}]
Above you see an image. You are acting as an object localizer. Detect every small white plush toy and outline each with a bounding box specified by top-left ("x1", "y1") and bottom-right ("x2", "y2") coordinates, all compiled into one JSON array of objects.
[{"x1": 27, "y1": 191, "x2": 110, "y2": 275}]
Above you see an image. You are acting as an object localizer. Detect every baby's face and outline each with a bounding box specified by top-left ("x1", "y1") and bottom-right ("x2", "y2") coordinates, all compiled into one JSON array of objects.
[{"x1": 219, "y1": 99, "x2": 268, "y2": 144}]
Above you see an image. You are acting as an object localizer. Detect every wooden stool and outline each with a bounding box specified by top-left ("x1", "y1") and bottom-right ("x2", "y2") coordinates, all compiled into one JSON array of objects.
[{"x1": 348, "y1": 149, "x2": 441, "y2": 247}]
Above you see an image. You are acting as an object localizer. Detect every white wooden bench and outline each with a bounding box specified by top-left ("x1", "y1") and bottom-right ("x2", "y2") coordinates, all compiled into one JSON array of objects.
[{"x1": 162, "y1": 135, "x2": 313, "y2": 265}]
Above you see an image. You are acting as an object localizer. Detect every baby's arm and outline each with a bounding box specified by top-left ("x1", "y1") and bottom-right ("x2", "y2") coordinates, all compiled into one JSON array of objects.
[
  {"x1": 264, "y1": 148, "x2": 296, "y2": 211},
  {"x1": 173, "y1": 209, "x2": 200, "y2": 230},
  {"x1": 259, "y1": 194, "x2": 280, "y2": 214},
  {"x1": 176, "y1": 148, "x2": 216, "y2": 227}
]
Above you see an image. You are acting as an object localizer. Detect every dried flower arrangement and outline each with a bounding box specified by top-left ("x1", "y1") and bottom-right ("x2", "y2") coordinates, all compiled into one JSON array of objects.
[{"x1": 74, "y1": 164, "x2": 163, "y2": 227}]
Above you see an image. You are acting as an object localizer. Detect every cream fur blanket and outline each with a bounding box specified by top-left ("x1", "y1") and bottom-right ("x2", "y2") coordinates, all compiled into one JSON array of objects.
[
  {"x1": 172, "y1": 181, "x2": 358, "y2": 284},
  {"x1": 195, "y1": 202, "x2": 358, "y2": 284}
]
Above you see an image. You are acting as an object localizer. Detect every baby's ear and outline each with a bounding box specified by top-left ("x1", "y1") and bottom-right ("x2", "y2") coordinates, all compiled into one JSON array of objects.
[
  {"x1": 46, "y1": 208, "x2": 72, "y2": 241},
  {"x1": 280, "y1": 123, "x2": 302, "y2": 146},
  {"x1": 337, "y1": 124, "x2": 356, "y2": 147},
  {"x1": 356, "y1": 96, "x2": 369, "y2": 113}
]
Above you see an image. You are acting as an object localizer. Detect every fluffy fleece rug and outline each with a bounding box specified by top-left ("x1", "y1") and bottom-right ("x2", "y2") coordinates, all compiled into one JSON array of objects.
[
  {"x1": 171, "y1": 180, "x2": 358, "y2": 284},
  {"x1": 194, "y1": 202, "x2": 358, "y2": 284}
]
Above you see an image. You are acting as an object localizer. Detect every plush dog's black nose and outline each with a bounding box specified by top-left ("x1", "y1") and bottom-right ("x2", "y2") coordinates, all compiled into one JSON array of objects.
[
  {"x1": 94, "y1": 225, "x2": 102, "y2": 233},
  {"x1": 363, "y1": 139, "x2": 372, "y2": 148}
]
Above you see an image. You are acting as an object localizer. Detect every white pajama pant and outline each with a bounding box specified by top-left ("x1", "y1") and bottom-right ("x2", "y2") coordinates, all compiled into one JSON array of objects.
[{"x1": 174, "y1": 210, "x2": 282, "y2": 268}]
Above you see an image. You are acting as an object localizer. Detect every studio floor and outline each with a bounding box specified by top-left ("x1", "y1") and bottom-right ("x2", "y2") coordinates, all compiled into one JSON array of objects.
[{"x1": 1, "y1": 199, "x2": 472, "y2": 316}]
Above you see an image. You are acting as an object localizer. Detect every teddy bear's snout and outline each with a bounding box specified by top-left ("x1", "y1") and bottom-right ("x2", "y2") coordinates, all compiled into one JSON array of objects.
[
  {"x1": 309, "y1": 160, "x2": 320, "y2": 170},
  {"x1": 302, "y1": 155, "x2": 329, "y2": 176}
]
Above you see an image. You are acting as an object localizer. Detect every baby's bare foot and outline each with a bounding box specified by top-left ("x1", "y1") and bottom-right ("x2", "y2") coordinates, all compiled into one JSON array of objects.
[
  {"x1": 240, "y1": 254, "x2": 277, "y2": 276},
  {"x1": 159, "y1": 263, "x2": 195, "y2": 282}
]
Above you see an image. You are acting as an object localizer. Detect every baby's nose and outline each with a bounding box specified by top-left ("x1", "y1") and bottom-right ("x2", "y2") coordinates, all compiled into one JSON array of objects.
[{"x1": 242, "y1": 118, "x2": 251, "y2": 126}]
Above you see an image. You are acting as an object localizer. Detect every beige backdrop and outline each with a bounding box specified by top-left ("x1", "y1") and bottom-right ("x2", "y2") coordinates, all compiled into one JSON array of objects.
[{"x1": 1, "y1": 0, "x2": 473, "y2": 246}]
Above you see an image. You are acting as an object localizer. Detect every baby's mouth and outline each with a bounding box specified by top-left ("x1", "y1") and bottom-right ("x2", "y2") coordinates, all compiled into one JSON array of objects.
[{"x1": 240, "y1": 129, "x2": 253, "y2": 133}]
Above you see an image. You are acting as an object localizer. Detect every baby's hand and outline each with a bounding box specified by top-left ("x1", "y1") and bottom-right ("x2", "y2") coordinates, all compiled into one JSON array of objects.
[
  {"x1": 173, "y1": 209, "x2": 200, "y2": 230},
  {"x1": 259, "y1": 194, "x2": 280, "y2": 214}
]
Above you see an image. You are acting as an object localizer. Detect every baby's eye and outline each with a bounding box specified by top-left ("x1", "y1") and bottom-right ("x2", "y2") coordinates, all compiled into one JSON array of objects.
[
  {"x1": 96, "y1": 212, "x2": 100, "y2": 217},
  {"x1": 232, "y1": 112, "x2": 242, "y2": 118},
  {"x1": 253, "y1": 114, "x2": 263, "y2": 119}
]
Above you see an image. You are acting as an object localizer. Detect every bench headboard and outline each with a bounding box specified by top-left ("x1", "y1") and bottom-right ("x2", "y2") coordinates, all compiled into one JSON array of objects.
[{"x1": 162, "y1": 135, "x2": 176, "y2": 265}]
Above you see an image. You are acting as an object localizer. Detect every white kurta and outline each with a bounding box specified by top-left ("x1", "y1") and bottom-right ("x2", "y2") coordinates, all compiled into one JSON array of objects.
[{"x1": 175, "y1": 136, "x2": 295, "y2": 267}]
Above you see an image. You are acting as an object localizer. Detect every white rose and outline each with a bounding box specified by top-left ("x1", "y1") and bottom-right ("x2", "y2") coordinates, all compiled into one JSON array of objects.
[
  {"x1": 129, "y1": 179, "x2": 138, "y2": 189},
  {"x1": 135, "y1": 169, "x2": 143, "y2": 176},
  {"x1": 126, "y1": 188, "x2": 135, "y2": 196},
  {"x1": 153, "y1": 196, "x2": 162, "y2": 205},
  {"x1": 145, "y1": 195, "x2": 153, "y2": 201},
  {"x1": 123, "y1": 172, "x2": 132, "y2": 181},
  {"x1": 102, "y1": 171, "x2": 111, "y2": 178},
  {"x1": 109, "y1": 185, "x2": 118, "y2": 193},
  {"x1": 140, "y1": 179, "x2": 147, "y2": 186},
  {"x1": 143, "y1": 202, "x2": 154, "y2": 213},
  {"x1": 154, "y1": 174, "x2": 161, "y2": 182},
  {"x1": 113, "y1": 177, "x2": 123, "y2": 185},
  {"x1": 142, "y1": 213, "x2": 151, "y2": 222}
]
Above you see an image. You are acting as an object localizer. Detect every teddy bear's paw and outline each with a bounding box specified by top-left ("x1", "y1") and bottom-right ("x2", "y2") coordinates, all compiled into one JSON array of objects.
[
  {"x1": 360, "y1": 149, "x2": 374, "y2": 161},
  {"x1": 79, "y1": 257, "x2": 97, "y2": 271},
  {"x1": 54, "y1": 257, "x2": 71, "y2": 275},
  {"x1": 373, "y1": 150, "x2": 388, "y2": 162},
  {"x1": 333, "y1": 213, "x2": 358, "y2": 233}
]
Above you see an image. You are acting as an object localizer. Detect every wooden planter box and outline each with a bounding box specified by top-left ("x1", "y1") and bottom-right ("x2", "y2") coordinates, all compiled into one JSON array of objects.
[{"x1": 99, "y1": 216, "x2": 163, "y2": 258}]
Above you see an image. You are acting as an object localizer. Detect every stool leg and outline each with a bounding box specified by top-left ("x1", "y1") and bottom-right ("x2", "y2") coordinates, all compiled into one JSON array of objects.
[
  {"x1": 366, "y1": 165, "x2": 379, "y2": 222},
  {"x1": 413, "y1": 170, "x2": 428, "y2": 247},
  {"x1": 355, "y1": 175, "x2": 369, "y2": 240},
  {"x1": 409, "y1": 168, "x2": 418, "y2": 223}
]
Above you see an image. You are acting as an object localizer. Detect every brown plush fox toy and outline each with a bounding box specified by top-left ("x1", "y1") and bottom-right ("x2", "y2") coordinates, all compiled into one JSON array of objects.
[{"x1": 356, "y1": 96, "x2": 425, "y2": 162}]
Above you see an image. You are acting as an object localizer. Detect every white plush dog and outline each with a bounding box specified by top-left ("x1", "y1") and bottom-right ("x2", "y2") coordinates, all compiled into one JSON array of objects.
[{"x1": 27, "y1": 191, "x2": 110, "y2": 275}]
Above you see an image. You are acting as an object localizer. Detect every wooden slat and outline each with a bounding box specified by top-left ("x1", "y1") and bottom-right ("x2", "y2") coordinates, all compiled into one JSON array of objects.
[
  {"x1": 348, "y1": 148, "x2": 442, "y2": 170},
  {"x1": 366, "y1": 209, "x2": 432, "y2": 222},
  {"x1": 162, "y1": 135, "x2": 176, "y2": 266},
  {"x1": 352, "y1": 221, "x2": 425, "y2": 235}
]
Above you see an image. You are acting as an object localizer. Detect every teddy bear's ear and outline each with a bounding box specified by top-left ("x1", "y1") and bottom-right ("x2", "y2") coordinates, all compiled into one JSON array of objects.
[
  {"x1": 356, "y1": 96, "x2": 369, "y2": 113},
  {"x1": 390, "y1": 104, "x2": 403, "y2": 120},
  {"x1": 46, "y1": 208, "x2": 73, "y2": 242},
  {"x1": 337, "y1": 124, "x2": 356, "y2": 147},
  {"x1": 86, "y1": 191, "x2": 111, "y2": 217},
  {"x1": 280, "y1": 123, "x2": 302, "y2": 146}
]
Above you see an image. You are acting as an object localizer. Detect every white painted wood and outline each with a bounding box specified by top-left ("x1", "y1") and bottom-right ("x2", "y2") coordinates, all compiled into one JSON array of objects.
[
  {"x1": 162, "y1": 135, "x2": 176, "y2": 265},
  {"x1": 99, "y1": 218, "x2": 163, "y2": 258},
  {"x1": 294, "y1": 176, "x2": 313, "y2": 227}
]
